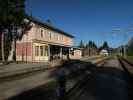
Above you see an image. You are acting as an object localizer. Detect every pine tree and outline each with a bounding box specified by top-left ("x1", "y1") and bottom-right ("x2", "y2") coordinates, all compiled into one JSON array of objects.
[
  {"x1": 99, "y1": 41, "x2": 109, "y2": 51},
  {"x1": 79, "y1": 40, "x2": 84, "y2": 48},
  {"x1": 92, "y1": 41, "x2": 97, "y2": 49}
]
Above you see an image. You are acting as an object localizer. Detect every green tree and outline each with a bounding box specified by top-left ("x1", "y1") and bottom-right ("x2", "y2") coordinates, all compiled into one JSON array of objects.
[
  {"x1": 0, "y1": 0, "x2": 31, "y2": 61},
  {"x1": 88, "y1": 41, "x2": 93, "y2": 48},
  {"x1": 86, "y1": 41, "x2": 92, "y2": 48},
  {"x1": 127, "y1": 37, "x2": 133, "y2": 56},
  {"x1": 99, "y1": 41, "x2": 109, "y2": 51},
  {"x1": 0, "y1": 0, "x2": 8, "y2": 62},
  {"x1": 92, "y1": 41, "x2": 97, "y2": 49},
  {"x1": 86, "y1": 41, "x2": 97, "y2": 49},
  {"x1": 79, "y1": 40, "x2": 84, "y2": 48},
  {"x1": 85, "y1": 42, "x2": 89, "y2": 48}
]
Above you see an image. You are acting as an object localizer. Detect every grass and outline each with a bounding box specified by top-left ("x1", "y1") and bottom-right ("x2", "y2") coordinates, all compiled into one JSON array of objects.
[
  {"x1": 126, "y1": 56, "x2": 133, "y2": 63},
  {"x1": 80, "y1": 55, "x2": 112, "y2": 63},
  {"x1": 80, "y1": 55, "x2": 103, "y2": 61}
]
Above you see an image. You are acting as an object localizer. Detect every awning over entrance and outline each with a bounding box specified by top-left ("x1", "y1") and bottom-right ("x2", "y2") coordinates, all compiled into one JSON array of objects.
[{"x1": 49, "y1": 44, "x2": 70, "y2": 61}]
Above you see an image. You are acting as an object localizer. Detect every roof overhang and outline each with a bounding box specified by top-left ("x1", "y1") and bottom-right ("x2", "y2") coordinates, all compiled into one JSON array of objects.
[{"x1": 26, "y1": 16, "x2": 74, "y2": 38}]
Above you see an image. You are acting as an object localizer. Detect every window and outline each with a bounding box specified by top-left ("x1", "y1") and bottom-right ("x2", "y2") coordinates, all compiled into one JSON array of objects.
[
  {"x1": 41, "y1": 29, "x2": 43, "y2": 37},
  {"x1": 40, "y1": 46, "x2": 43, "y2": 56},
  {"x1": 44, "y1": 46, "x2": 48, "y2": 56},
  {"x1": 44, "y1": 30, "x2": 47, "y2": 38},
  {"x1": 35, "y1": 46, "x2": 39, "y2": 56},
  {"x1": 49, "y1": 32, "x2": 52, "y2": 40},
  {"x1": 47, "y1": 32, "x2": 50, "y2": 39}
]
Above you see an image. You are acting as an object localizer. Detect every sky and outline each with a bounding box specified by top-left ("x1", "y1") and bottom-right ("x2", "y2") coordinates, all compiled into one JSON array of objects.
[{"x1": 25, "y1": 0, "x2": 133, "y2": 48}]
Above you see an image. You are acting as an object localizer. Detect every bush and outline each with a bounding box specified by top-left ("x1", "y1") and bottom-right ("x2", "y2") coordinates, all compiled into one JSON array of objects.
[{"x1": 127, "y1": 47, "x2": 133, "y2": 56}]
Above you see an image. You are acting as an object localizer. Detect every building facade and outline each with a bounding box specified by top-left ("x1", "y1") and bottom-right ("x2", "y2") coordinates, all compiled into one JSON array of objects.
[
  {"x1": 83, "y1": 47, "x2": 98, "y2": 56},
  {"x1": 16, "y1": 17, "x2": 74, "y2": 62},
  {"x1": 100, "y1": 49, "x2": 109, "y2": 56}
]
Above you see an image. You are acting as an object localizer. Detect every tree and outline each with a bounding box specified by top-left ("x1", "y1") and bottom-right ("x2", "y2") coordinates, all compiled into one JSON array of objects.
[
  {"x1": 9, "y1": 0, "x2": 25, "y2": 61},
  {"x1": 127, "y1": 37, "x2": 133, "y2": 56},
  {"x1": 128, "y1": 37, "x2": 133, "y2": 48},
  {"x1": 4, "y1": 30, "x2": 13, "y2": 60},
  {"x1": 92, "y1": 41, "x2": 97, "y2": 49},
  {"x1": 79, "y1": 40, "x2": 84, "y2": 48},
  {"x1": 86, "y1": 41, "x2": 92, "y2": 48},
  {"x1": 85, "y1": 41, "x2": 98, "y2": 56},
  {"x1": 99, "y1": 41, "x2": 109, "y2": 51},
  {"x1": 1, "y1": 30, "x2": 5, "y2": 61},
  {"x1": 102, "y1": 41, "x2": 109, "y2": 49},
  {"x1": 0, "y1": 0, "x2": 9, "y2": 62},
  {"x1": 86, "y1": 41, "x2": 97, "y2": 49},
  {"x1": 0, "y1": 0, "x2": 31, "y2": 61}
]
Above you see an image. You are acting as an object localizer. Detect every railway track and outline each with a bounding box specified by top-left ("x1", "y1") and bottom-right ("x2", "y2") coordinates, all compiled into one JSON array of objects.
[
  {"x1": 65, "y1": 57, "x2": 133, "y2": 100},
  {"x1": 66, "y1": 72, "x2": 92, "y2": 100},
  {"x1": 1, "y1": 57, "x2": 132, "y2": 100},
  {"x1": 118, "y1": 56, "x2": 133, "y2": 76},
  {"x1": 65, "y1": 59, "x2": 109, "y2": 100},
  {"x1": 118, "y1": 56, "x2": 133, "y2": 100}
]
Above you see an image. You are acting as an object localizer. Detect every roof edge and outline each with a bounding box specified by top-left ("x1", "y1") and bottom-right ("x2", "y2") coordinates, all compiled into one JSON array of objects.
[{"x1": 26, "y1": 16, "x2": 75, "y2": 38}]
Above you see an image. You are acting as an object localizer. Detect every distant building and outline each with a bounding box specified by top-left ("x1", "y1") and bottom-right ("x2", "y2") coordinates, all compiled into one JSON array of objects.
[
  {"x1": 100, "y1": 49, "x2": 109, "y2": 56},
  {"x1": 118, "y1": 45, "x2": 128, "y2": 57},
  {"x1": 70, "y1": 47, "x2": 83, "y2": 59},
  {"x1": 83, "y1": 47, "x2": 98, "y2": 56},
  {"x1": 12, "y1": 17, "x2": 74, "y2": 62}
]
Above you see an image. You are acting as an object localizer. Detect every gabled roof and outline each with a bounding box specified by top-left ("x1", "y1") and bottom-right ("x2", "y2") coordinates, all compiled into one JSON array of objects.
[{"x1": 27, "y1": 16, "x2": 74, "y2": 38}]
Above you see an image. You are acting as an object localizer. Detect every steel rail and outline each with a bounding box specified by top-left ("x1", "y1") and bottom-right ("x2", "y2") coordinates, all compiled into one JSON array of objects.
[
  {"x1": 65, "y1": 58, "x2": 111, "y2": 100},
  {"x1": 117, "y1": 56, "x2": 133, "y2": 77}
]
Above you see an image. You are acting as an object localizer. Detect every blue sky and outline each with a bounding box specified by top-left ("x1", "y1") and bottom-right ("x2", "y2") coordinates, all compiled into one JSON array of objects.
[{"x1": 26, "y1": 0, "x2": 133, "y2": 48}]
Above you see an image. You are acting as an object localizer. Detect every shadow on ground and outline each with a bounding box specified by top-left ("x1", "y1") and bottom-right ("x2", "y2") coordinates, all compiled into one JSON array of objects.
[
  {"x1": 73, "y1": 67, "x2": 133, "y2": 100},
  {"x1": 7, "y1": 60, "x2": 133, "y2": 100}
]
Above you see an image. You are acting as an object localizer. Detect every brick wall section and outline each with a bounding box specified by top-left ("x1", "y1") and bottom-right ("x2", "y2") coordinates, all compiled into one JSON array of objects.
[{"x1": 16, "y1": 42, "x2": 32, "y2": 56}]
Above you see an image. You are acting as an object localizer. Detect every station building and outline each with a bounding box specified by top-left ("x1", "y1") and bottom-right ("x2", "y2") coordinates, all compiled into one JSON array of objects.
[{"x1": 15, "y1": 17, "x2": 74, "y2": 62}]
